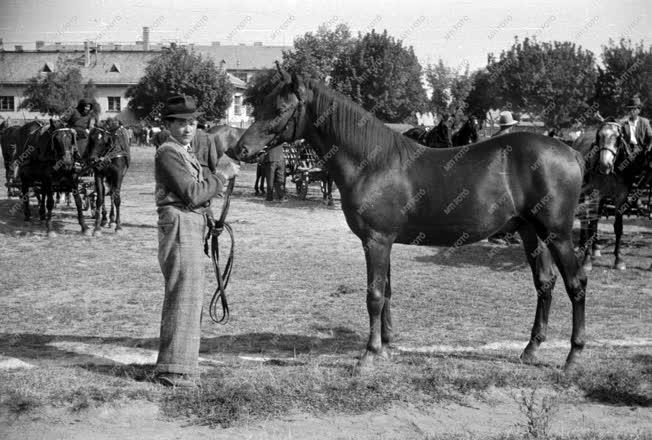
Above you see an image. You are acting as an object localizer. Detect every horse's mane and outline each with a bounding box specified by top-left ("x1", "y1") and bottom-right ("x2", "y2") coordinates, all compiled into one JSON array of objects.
[{"x1": 307, "y1": 79, "x2": 424, "y2": 167}]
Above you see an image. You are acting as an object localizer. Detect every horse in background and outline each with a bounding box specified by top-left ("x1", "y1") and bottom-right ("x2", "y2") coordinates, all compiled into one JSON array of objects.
[
  {"x1": 452, "y1": 116, "x2": 480, "y2": 146},
  {"x1": 573, "y1": 121, "x2": 651, "y2": 271},
  {"x1": 235, "y1": 69, "x2": 588, "y2": 371},
  {"x1": 404, "y1": 116, "x2": 479, "y2": 148},
  {"x1": 86, "y1": 119, "x2": 130, "y2": 235},
  {"x1": 1, "y1": 119, "x2": 22, "y2": 196},
  {"x1": 16, "y1": 119, "x2": 89, "y2": 236}
]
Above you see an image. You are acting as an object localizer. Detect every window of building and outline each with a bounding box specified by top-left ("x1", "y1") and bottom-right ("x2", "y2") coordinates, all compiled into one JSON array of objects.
[
  {"x1": 0, "y1": 96, "x2": 15, "y2": 111},
  {"x1": 234, "y1": 95, "x2": 243, "y2": 116},
  {"x1": 107, "y1": 96, "x2": 121, "y2": 112}
]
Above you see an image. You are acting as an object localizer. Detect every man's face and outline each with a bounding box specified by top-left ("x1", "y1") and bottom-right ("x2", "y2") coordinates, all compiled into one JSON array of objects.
[
  {"x1": 168, "y1": 118, "x2": 197, "y2": 145},
  {"x1": 82, "y1": 104, "x2": 91, "y2": 114},
  {"x1": 629, "y1": 107, "x2": 640, "y2": 120}
]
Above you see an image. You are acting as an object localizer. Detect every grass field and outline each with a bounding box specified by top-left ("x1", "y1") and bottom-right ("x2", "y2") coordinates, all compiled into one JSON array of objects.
[{"x1": 0, "y1": 146, "x2": 650, "y2": 439}]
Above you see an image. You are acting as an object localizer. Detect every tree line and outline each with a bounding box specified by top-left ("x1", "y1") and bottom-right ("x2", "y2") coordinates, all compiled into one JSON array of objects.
[{"x1": 18, "y1": 22, "x2": 651, "y2": 130}]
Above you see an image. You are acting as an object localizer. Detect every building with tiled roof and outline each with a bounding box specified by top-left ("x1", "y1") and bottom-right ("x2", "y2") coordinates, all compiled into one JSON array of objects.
[{"x1": 0, "y1": 28, "x2": 288, "y2": 126}]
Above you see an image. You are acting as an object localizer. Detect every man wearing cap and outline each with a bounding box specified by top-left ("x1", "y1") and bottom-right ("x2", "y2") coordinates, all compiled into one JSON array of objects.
[
  {"x1": 61, "y1": 98, "x2": 99, "y2": 159},
  {"x1": 154, "y1": 95, "x2": 240, "y2": 387},
  {"x1": 492, "y1": 111, "x2": 519, "y2": 137}
]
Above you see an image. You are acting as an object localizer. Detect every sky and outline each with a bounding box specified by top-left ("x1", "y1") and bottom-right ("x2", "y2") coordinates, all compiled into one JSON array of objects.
[{"x1": 0, "y1": 0, "x2": 649, "y2": 70}]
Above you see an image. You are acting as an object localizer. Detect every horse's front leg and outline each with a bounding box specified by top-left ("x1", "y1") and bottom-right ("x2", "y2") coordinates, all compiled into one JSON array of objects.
[
  {"x1": 93, "y1": 175, "x2": 105, "y2": 236},
  {"x1": 21, "y1": 180, "x2": 31, "y2": 222},
  {"x1": 72, "y1": 183, "x2": 90, "y2": 236},
  {"x1": 357, "y1": 234, "x2": 392, "y2": 372},
  {"x1": 113, "y1": 185, "x2": 122, "y2": 233},
  {"x1": 613, "y1": 212, "x2": 625, "y2": 270},
  {"x1": 44, "y1": 182, "x2": 56, "y2": 237}
]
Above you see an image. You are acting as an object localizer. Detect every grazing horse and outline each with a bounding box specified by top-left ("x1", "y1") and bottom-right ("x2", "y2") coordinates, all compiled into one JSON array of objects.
[
  {"x1": 573, "y1": 122, "x2": 651, "y2": 271},
  {"x1": 87, "y1": 123, "x2": 130, "y2": 235},
  {"x1": 15, "y1": 120, "x2": 89, "y2": 236},
  {"x1": 234, "y1": 70, "x2": 588, "y2": 370}
]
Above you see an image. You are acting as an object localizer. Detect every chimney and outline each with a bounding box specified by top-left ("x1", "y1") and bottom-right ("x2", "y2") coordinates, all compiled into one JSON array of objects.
[
  {"x1": 15, "y1": 45, "x2": 23, "y2": 52},
  {"x1": 35, "y1": 40, "x2": 45, "y2": 50},
  {"x1": 84, "y1": 41, "x2": 90, "y2": 66},
  {"x1": 211, "y1": 41, "x2": 221, "y2": 46},
  {"x1": 143, "y1": 26, "x2": 150, "y2": 51},
  {"x1": 253, "y1": 41, "x2": 263, "y2": 46}
]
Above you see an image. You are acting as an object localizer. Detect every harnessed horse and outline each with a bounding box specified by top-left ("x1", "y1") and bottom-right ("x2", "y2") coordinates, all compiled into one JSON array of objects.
[
  {"x1": 87, "y1": 124, "x2": 130, "y2": 235},
  {"x1": 234, "y1": 67, "x2": 588, "y2": 371},
  {"x1": 16, "y1": 120, "x2": 89, "y2": 236},
  {"x1": 574, "y1": 121, "x2": 652, "y2": 271}
]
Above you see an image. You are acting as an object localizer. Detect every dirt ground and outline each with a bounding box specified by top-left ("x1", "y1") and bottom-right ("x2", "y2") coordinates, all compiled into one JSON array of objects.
[{"x1": 0, "y1": 146, "x2": 650, "y2": 439}]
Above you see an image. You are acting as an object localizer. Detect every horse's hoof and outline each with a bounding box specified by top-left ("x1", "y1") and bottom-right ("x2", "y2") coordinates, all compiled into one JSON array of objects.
[
  {"x1": 83, "y1": 229, "x2": 92, "y2": 237},
  {"x1": 114, "y1": 228, "x2": 124, "y2": 235},
  {"x1": 93, "y1": 229, "x2": 102, "y2": 237},
  {"x1": 353, "y1": 353, "x2": 375, "y2": 375},
  {"x1": 47, "y1": 231, "x2": 57, "y2": 238},
  {"x1": 100, "y1": 220, "x2": 108, "y2": 227},
  {"x1": 614, "y1": 261, "x2": 626, "y2": 271},
  {"x1": 520, "y1": 350, "x2": 537, "y2": 364},
  {"x1": 591, "y1": 249, "x2": 602, "y2": 258}
]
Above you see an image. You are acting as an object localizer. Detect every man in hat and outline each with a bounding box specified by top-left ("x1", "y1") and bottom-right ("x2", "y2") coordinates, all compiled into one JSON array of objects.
[
  {"x1": 622, "y1": 96, "x2": 652, "y2": 213},
  {"x1": 492, "y1": 111, "x2": 519, "y2": 137},
  {"x1": 154, "y1": 95, "x2": 240, "y2": 387},
  {"x1": 622, "y1": 96, "x2": 652, "y2": 157},
  {"x1": 61, "y1": 98, "x2": 99, "y2": 160},
  {"x1": 263, "y1": 141, "x2": 288, "y2": 202}
]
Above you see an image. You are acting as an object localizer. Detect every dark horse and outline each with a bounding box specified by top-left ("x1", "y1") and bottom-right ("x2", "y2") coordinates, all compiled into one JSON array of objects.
[
  {"x1": 404, "y1": 117, "x2": 479, "y2": 148},
  {"x1": 87, "y1": 122, "x2": 130, "y2": 235},
  {"x1": 234, "y1": 69, "x2": 588, "y2": 370},
  {"x1": 452, "y1": 116, "x2": 480, "y2": 146},
  {"x1": 15, "y1": 120, "x2": 89, "y2": 236},
  {"x1": 573, "y1": 122, "x2": 651, "y2": 271}
]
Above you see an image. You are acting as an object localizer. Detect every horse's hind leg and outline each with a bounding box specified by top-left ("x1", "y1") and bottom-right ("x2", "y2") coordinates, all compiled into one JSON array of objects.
[
  {"x1": 381, "y1": 263, "x2": 393, "y2": 347},
  {"x1": 519, "y1": 224, "x2": 557, "y2": 364},
  {"x1": 113, "y1": 174, "x2": 123, "y2": 233},
  {"x1": 44, "y1": 183, "x2": 56, "y2": 237},
  {"x1": 357, "y1": 234, "x2": 392, "y2": 372},
  {"x1": 613, "y1": 210, "x2": 626, "y2": 270},
  {"x1": 546, "y1": 233, "x2": 587, "y2": 369}
]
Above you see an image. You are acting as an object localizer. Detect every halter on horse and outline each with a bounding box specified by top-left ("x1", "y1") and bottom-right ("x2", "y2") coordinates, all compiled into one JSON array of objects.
[
  {"x1": 576, "y1": 121, "x2": 651, "y2": 271},
  {"x1": 235, "y1": 68, "x2": 588, "y2": 371}
]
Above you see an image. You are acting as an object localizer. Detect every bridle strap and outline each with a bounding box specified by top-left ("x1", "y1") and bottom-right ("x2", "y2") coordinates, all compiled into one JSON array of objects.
[
  {"x1": 261, "y1": 93, "x2": 304, "y2": 154},
  {"x1": 204, "y1": 177, "x2": 236, "y2": 324}
]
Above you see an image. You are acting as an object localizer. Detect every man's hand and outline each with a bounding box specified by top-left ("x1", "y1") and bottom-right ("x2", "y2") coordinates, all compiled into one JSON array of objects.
[{"x1": 216, "y1": 157, "x2": 240, "y2": 181}]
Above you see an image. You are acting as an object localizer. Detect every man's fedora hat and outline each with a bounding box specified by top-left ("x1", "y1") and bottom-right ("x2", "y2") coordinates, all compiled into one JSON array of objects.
[
  {"x1": 163, "y1": 95, "x2": 204, "y2": 119},
  {"x1": 498, "y1": 111, "x2": 518, "y2": 127},
  {"x1": 626, "y1": 96, "x2": 642, "y2": 109}
]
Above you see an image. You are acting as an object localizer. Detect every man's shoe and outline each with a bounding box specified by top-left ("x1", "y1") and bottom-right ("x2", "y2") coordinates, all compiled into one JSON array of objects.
[{"x1": 156, "y1": 373, "x2": 198, "y2": 388}]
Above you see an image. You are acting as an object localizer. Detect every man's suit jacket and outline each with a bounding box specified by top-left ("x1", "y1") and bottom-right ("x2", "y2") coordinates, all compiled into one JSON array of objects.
[{"x1": 621, "y1": 116, "x2": 652, "y2": 152}]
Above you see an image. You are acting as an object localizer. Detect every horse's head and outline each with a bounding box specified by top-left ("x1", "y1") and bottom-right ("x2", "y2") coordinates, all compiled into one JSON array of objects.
[
  {"x1": 87, "y1": 126, "x2": 112, "y2": 161},
  {"x1": 596, "y1": 122, "x2": 625, "y2": 175},
  {"x1": 48, "y1": 119, "x2": 77, "y2": 170},
  {"x1": 234, "y1": 64, "x2": 308, "y2": 162}
]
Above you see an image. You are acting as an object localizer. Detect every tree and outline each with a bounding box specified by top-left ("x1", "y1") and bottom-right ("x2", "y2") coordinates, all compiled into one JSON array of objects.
[
  {"x1": 126, "y1": 46, "x2": 233, "y2": 122},
  {"x1": 464, "y1": 68, "x2": 496, "y2": 123},
  {"x1": 20, "y1": 58, "x2": 97, "y2": 115},
  {"x1": 425, "y1": 59, "x2": 474, "y2": 121},
  {"x1": 243, "y1": 68, "x2": 284, "y2": 118},
  {"x1": 330, "y1": 30, "x2": 427, "y2": 123},
  {"x1": 594, "y1": 39, "x2": 652, "y2": 117},
  {"x1": 487, "y1": 37, "x2": 598, "y2": 128},
  {"x1": 282, "y1": 23, "x2": 354, "y2": 83}
]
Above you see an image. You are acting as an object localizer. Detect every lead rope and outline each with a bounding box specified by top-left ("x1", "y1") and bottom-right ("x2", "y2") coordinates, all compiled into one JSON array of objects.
[{"x1": 205, "y1": 177, "x2": 236, "y2": 324}]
